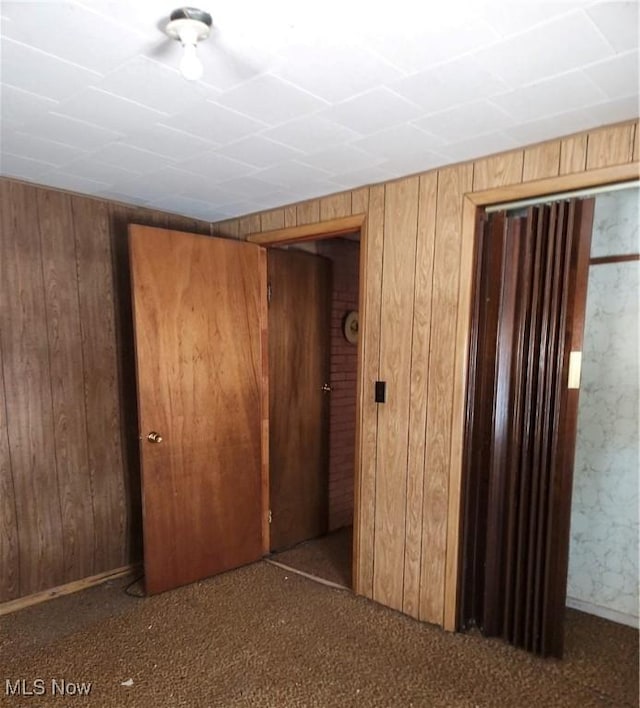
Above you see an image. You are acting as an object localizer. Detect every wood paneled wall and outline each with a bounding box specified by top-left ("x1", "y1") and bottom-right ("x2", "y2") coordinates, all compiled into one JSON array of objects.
[
  {"x1": 0, "y1": 119, "x2": 637, "y2": 609},
  {"x1": 214, "y1": 119, "x2": 639, "y2": 627},
  {"x1": 0, "y1": 179, "x2": 212, "y2": 602}
]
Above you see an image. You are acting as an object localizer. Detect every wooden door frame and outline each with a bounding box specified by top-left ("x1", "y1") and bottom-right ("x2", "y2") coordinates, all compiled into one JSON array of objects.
[
  {"x1": 446, "y1": 161, "x2": 639, "y2": 631},
  {"x1": 248, "y1": 213, "x2": 367, "y2": 593}
]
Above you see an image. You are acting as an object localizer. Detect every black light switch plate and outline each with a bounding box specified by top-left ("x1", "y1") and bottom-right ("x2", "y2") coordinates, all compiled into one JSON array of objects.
[{"x1": 375, "y1": 380, "x2": 386, "y2": 403}]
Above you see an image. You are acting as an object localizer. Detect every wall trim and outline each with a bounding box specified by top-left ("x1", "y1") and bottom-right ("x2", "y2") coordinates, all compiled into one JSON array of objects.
[
  {"x1": 0, "y1": 564, "x2": 140, "y2": 617},
  {"x1": 444, "y1": 159, "x2": 640, "y2": 632},
  {"x1": 566, "y1": 596, "x2": 639, "y2": 629},
  {"x1": 247, "y1": 214, "x2": 365, "y2": 245}
]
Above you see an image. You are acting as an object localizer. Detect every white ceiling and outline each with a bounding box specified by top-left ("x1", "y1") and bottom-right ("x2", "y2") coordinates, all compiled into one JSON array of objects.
[{"x1": 0, "y1": 1, "x2": 638, "y2": 221}]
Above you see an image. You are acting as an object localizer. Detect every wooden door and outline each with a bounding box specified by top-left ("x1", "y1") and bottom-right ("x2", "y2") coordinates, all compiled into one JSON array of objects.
[
  {"x1": 268, "y1": 248, "x2": 332, "y2": 551},
  {"x1": 129, "y1": 225, "x2": 266, "y2": 595}
]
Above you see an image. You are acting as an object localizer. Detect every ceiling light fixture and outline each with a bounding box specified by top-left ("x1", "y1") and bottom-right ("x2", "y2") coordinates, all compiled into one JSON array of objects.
[{"x1": 166, "y1": 7, "x2": 212, "y2": 81}]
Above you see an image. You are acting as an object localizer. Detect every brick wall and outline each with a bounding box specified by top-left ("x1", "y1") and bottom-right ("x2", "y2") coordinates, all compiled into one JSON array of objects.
[{"x1": 317, "y1": 238, "x2": 360, "y2": 531}]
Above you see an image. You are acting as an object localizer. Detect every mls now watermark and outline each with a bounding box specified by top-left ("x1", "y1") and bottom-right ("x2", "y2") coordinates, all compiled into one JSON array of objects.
[{"x1": 5, "y1": 678, "x2": 93, "y2": 697}]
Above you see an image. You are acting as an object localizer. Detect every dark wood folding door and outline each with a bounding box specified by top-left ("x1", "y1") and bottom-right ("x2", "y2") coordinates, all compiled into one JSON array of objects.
[{"x1": 460, "y1": 198, "x2": 594, "y2": 658}]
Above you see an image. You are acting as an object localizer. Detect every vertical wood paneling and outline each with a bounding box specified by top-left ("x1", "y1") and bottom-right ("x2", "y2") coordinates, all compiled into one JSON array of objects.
[
  {"x1": 403, "y1": 172, "x2": 438, "y2": 618},
  {"x1": 523, "y1": 142, "x2": 561, "y2": 181},
  {"x1": 320, "y1": 192, "x2": 352, "y2": 220},
  {"x1": 0, "y1": 181, "x2": 65, "y2": 595},
  {"x1": 284, "y1": 205, "x2": 297, "y2": 228},
  {"x1": 214, "y1": 218, "x2": 240, "y2": 239},
  {"x1": 473, "y1": 151, "x2": 524, "y2": 191},
  {"x1": 72, "y1": 196, "x2": 127, "y2": 571},
  {"x1": 261, "y1": 209, "x2": 285, "y2": 232},
  {"x1": 352, "y1": 187, "x2": 370, "y2": 215},
  {"x1": 444, "y1": 197, "x2": 479, "y2": 630},
  {"x1": 586, "y1": 124, "x2": 635, "y2": 169},
  {"x1": 37, "y1": 189, "x2": 95, "y2": 581},
  {"x1": 356, "y1": 184, "x2": 385, "y2": 598},
  {"x1": 374, "y1": 177, "x2": 420, "y2": 611},
  {"x1": 420, "y1": 164, "x2": 473, "y2": 624},
  {"x1": 296, "y1": 200, "x2": 320, "y2": 225},
  {"x1": 238, "y1": 214, "x2": 261, "y2": 240},
  {"x1": 559, "y1": 135, "x2": 588, "y2": 175},
  {"x1": 0, "y1": 338, "x2": 20, "y2": 600}
]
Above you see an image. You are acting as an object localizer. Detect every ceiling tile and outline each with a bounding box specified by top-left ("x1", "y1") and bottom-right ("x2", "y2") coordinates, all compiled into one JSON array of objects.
[
  {"x1": 2, "y1": 2, "x2": 145, "y2": 73},
  {"x1": 364, "y1": 16, "x2": 501, "y2": 74},
  {"x1": 272, "y1": 38, "x2": 403, "y2": 103},
  {"x1": 217, "y1": 74, "x2": 327, "y2": 125},
  {"x1": 56, "y1": 87, "x2": 167, "y2": 133},
  {"x1": 161, "y1": 100, "x2": 267, "y2": 144},
  {"x1": 377, "y1": 151, "x2": 447, "y2": 178},
  {"x1": 491, "y1": 71, "x2": 609, "y2": 122},
  {"x1": 175, "y1": 151, "x2": 257, "y2": 181},
  {"x1": 505, "y1": 108, "x2": 597, "y2": 145},
  {"x1": 321, "y1": 88, "x2": 423, "y2": 135},
  {"x1": 20, "y1": 112, "x2": 122, "y2": 151},
  {"x1": 1, "y1": 130, "x2": 87, "y2": 166},
  {"x1": 0, "y1": 85, "x2": 59, "y2": 127},
  {"x1": 108, "y1": 166, "x2": 207, "y2": 202},
  {"x1": 390, "y1": 57, "x2": 509, "y2": 112},
  {"x1": 439, "y1": 131, "x2": 520, "y2": 163},
  {"x1": 0, "y1": 152, "x2": 55, "y2": 180},
  {"x1": 88, "y1": 143, "x2": 175, "y2": 173},
  {"x1": 414, "y1": 100, "x2": 513, "y2": 143},
  {"x1": 587, "y1": 95, "x2": 640, "y2": 125},
  {"x1": 586, "y1": 1, "x2": 639, "y2": 53},
  {"x1": 1, "y1": 38, "x2": 101, "y2": 101},
  {"x1": 584, "y1": 51, "x2": 640, "y2": 100},
  {"x1": 216, "y1": 135, "x2": 303, "y2": 168},
  {"x1": 36, "y1": 170, "x2": 111, "y2": 195},
  {"x1": 59, "y1": 157, "x2": 139, "y2": 183},
  {"x1": 299, "y1": 144, "x2": 384, "y2": 173},
  {"x1": 121, "y1": 124, "x2": 217, "y2": 160},
  {"x1": 262, "y1": 115, "x2": 361, "y2": 152},
  {"x1": 485, "y1": 3, "x2": 580, "y2": 37},
  {"x1": 473, "y1": 11, "x2": 614, "y2": 88},
  {"x1": 144, "y1": 194, "x2": 226, "y2": 220},
  {"x1": 253, "y1": 161, "x2": 332, "y2": 190},
  {"x1": 330, "y1": 164, "x2": 393, "y2": 189},
  {"x1": 95, "y1": 56, "x2": 219, "y2": 115},
  {"x1": 215, "y1": 175, "x2": 285, "y2": 200},
  {"x1": 352, "y1": 124, "x2": 447, "y2": 160}
]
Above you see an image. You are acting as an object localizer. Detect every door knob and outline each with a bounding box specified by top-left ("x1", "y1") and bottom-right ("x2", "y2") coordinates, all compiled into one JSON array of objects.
[
  {"x1": 147, "y1": 431, "x2": 163, "y2": 444},
  {"x1": 322, "y1": 383, "x2": 332, "y2": 393}
]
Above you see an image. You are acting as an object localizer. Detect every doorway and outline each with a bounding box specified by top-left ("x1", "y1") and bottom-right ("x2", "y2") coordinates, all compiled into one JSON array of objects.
[
  {"x1": 458, "y1": 182, "x2": 639, "y2": 657},
  {"x1": 267, "y1": 235, "x2": 361, "y2": 589}
]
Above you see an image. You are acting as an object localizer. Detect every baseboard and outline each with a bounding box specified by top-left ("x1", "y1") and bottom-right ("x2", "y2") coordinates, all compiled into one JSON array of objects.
[
  {"x1": 0, "y1": 564, "x2": 140, "y2": 617},
  {"x1": 566, "y1": 596, "x2": 639, "y2": 629}
]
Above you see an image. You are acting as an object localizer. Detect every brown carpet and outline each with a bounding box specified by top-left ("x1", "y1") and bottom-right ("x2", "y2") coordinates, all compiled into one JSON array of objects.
[
  {"x1": 0, "y1": 562, "x2": 637, "y2": 707},
  {"x1": 271, "y1": 527, "x2": 353, "y2": 587}
]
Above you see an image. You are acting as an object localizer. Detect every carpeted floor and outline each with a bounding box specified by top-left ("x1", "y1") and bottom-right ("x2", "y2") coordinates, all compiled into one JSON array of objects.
[
  {"x1": 270, "y1": 526, "x2": 353, "y2": 587},
  {"x1": 0, "y1": 562, "x2": 637, "y2": 707}
]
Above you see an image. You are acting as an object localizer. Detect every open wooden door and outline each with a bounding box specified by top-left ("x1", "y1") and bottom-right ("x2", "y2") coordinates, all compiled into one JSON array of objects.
[
  {"x1": 129, "y1": 225, "x2": 266, "y2": 595},
  {"x1": 268, "y1": 248, "x2": 332, "y2": 551}
]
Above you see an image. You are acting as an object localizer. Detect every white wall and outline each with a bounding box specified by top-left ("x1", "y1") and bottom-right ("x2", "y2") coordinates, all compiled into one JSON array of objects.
[{"x1": 567, "y1": 188, "x2": 639, "y2": 628}]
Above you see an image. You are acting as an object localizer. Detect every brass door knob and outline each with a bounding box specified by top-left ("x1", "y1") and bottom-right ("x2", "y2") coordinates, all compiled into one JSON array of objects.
[
  {"x1": 147, "y1": 431, "x2": 163, "y2": 444},
  {"x1": 322, "y1": 383, "x2": 332, "y2": 393}
]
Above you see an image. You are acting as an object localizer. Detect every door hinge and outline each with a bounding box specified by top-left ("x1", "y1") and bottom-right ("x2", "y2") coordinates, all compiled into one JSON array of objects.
[
  {"x1": 268, "y1": 509, "x2": 272, "y2": 524},
  {"x1": 267, "y1": 282, "x2": 272, "y2": 305}
]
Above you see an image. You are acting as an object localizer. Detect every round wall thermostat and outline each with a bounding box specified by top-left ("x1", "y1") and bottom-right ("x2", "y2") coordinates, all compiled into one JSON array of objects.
[{"x1": 343, "y1": 310, "x2": 359, "y2": 345}]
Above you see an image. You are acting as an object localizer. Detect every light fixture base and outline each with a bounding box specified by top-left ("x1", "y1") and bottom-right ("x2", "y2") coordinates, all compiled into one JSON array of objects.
[{"x1": 166, "y1": 7, "x2": 212, "y2": 42}]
